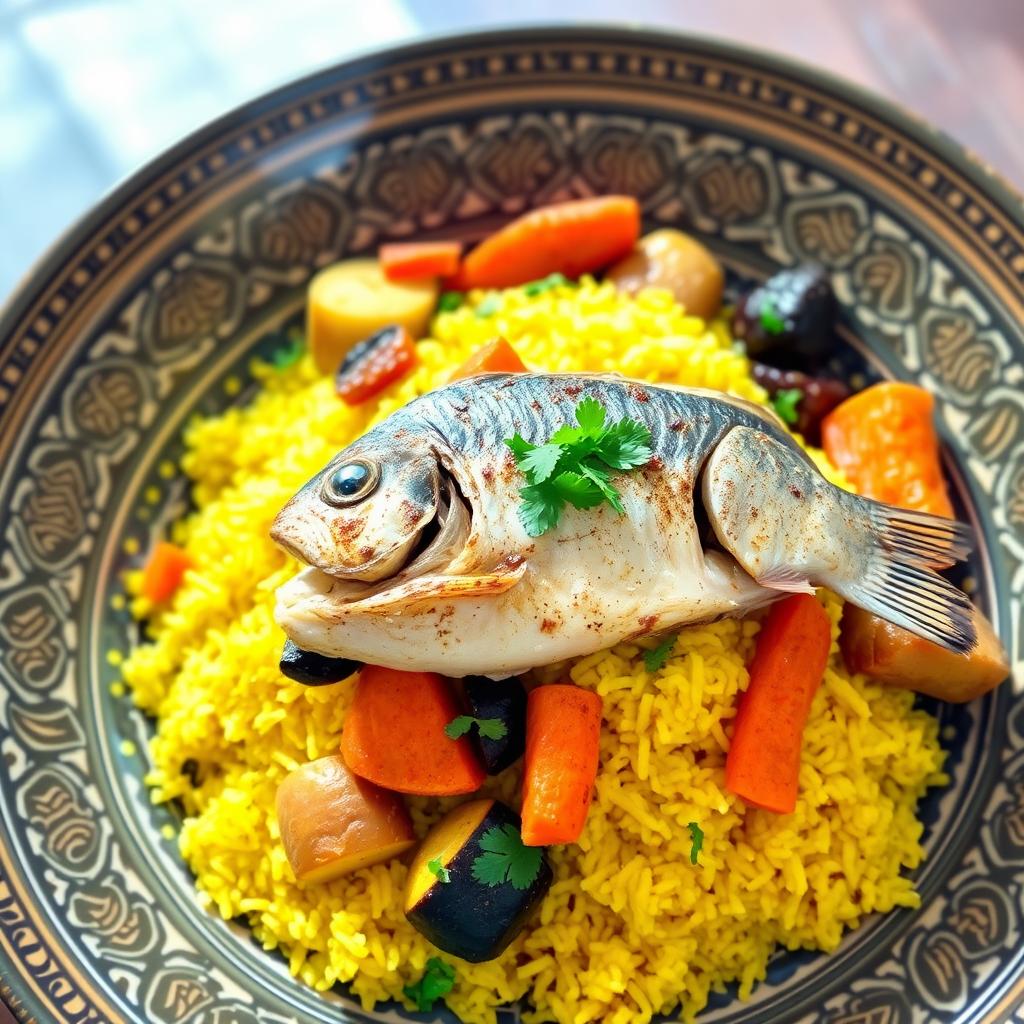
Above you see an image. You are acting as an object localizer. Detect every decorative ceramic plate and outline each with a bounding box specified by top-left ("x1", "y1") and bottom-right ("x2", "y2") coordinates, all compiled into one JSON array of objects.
[{"x1": 1, "y1": 25, "x2": 1022, "y2": 1024}]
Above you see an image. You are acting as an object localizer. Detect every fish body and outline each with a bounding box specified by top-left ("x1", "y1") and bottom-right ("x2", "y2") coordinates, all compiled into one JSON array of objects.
[{"x1": 272, "y1": 374, "x2": 974, "y2": 677}]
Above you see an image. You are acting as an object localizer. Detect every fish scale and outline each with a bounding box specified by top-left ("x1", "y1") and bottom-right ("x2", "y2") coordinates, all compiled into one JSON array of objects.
[{"x1": 271, "y1": 374, "x2": 976, "y2": 678}]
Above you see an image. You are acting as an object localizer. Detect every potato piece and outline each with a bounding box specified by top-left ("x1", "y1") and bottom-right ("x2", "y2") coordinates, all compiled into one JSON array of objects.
[
  {"x1": 276, "y1": 755, "x2": 416, "y2": 883},
  {"x1": 840, "y1": 603, "x2": 1009, "y2": 702},
  {"x1": 606, "y1": 229, "x2": 724, "y2": 319},
  {"x1": 307, "y1": 258, "x2": 438, "y2": 374}
]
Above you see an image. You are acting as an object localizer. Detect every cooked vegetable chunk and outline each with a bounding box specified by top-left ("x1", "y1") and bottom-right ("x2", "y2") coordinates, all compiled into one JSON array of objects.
[
  {"x1": 725, "y1": 594, "x2": 831, "y2": 814},
  {"x1": 380, "y1": 240, "x2": 462, "y2": 282},
  {"x1": 462, "y1": 676, "x2": 527, "y2": 774},
  {"x1": 279, "y1": 639, "x2": 360, "y2": 685},
  {"x1": 454, "y1": 196, "x2": 640, "y2": 289},
  {"x1": 521, "y1": 684, "x2": 603, "y2": 846},
  {"x1": 449, "y1": 337, "x2": 528, "y2": 381},
  {"x1": 751, "y1": 363, "x2": 850, "y2": 445},
  {"x1": 732, "y1": 263, "x2": 835, "y2": 363},
  {"x1": 334, "y1": 324, "x2": 417, "y2": 405},
  {"x1": 307, "y1": 258, "x2": 437, "y2": 374},
  {"x1": 405, "y1": 799, "x2": 552, "y2": 962},
  {"x1": 341, "y1": 667, "x2": 486, "y2": 795},
  {"x1": 606, "y1": 229, "x2": 724, "y2": 319},
  {"x1": 276, "y1": 755, "x2": 415, "y2": 883},
  {"x1": 840, "y1": 602, "x2": 1008, "y2": 702},
  {"x1": 822, "y1": 381, "x2": 954, "y2": 518},
  {"x1": 141, "y1": 542, "x2": 192, "y2": 603}
]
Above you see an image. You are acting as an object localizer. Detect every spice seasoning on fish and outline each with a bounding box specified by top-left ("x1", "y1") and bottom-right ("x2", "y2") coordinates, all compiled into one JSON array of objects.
[{"x1": 504, "y1": 397, "x2": 653, "y2": 537}]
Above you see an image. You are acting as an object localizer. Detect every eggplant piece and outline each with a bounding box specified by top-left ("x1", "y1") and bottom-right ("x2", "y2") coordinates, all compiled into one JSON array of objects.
[
  {"x1": 405, "y1": 799, "x2": 552, "y2": 963},
  {"x1": 751, "y1": 363, "x2": 851, "y2": 445},
  {"x1": 840, "y1": 603, "x2": 1009, "y2": 702},
  {"x1": 279, "y1": 639, "x2": 361, "y2": 685},
  {"x1": 276, "y1": 755, "x2": 416, "y2": 883},
  {"x1": 463, "y1": 677, "x2": 527, "y2": 774},
  {"x1": 732, "y1": 263, "x2": 835, "y2": 364}
]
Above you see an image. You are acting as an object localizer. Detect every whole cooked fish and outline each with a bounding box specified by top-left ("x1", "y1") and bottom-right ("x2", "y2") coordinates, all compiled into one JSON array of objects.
[{"x1": 271, "y1": 374, "x2": 975, "y2": 678}]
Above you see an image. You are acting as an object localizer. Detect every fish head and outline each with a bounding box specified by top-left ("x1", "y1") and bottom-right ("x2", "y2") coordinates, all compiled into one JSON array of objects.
[{"x1": 270, "y1": 433, "x2": 444, "y2": 582}]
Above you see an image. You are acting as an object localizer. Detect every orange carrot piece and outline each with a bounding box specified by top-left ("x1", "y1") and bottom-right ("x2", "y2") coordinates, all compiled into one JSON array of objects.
[
  {"x1": 340, "y1": 667, "x2": 485, "y2": 796},
  {"x1": 521, "y1": 684, "x2": 602, "y2": 846},
  {"x1": 725, "y1": 594, "x2": 832, "y2": 815},
  {"x1": 821, "y1": 381, "x2": 954, "y2": 517},
  {"x1": 141, "y1": 542, "x2": 192, "y2": 603},
  {"x1": 449, "y1": 337, "x2": 528, "y2": 381},
  {"x1": 456, "y1": 196, "x2": 641, "y2": 290},
  {"x1": 379, "y1": 241, "x2": 462, "y2": 282}
]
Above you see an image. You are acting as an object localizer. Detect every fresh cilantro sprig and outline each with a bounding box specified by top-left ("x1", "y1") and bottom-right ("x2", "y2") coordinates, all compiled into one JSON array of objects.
[
  {"x1": 644, "y1": 635, "x2": 677, "y2": 673},
  {"x1": 687, "y1": 822, "x2": 704, "y2": 866},
  {"x1": 471, "y1": 823, "x2": 543, "y2": 891},
  {"x1": 445, "y1": 715, "x2": 508, "y2": 741},
  {"x1": 771, "y1": 388, "x2": 803, "y2": 426},
  {"x1": 269, "y1": 334, "x2": 305, "y2": 370},
  {"x1": 505, "y1": 397, "x2": 653, "y2": 537},
  {"x1": 524, "y1": 272, "x2": 569, "y2": 296},
  {"x1": 427, "y1": 857, "x2": 451, "y2": 884},
  {"x1": 759, "y1": 298, "x2": 785, "y2": 336},
  {"x1": 403, "y1": 957, "x2": 456, "y2": 1012}
]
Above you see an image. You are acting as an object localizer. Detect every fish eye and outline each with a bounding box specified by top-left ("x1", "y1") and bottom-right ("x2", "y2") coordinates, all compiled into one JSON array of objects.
[{"x1": 322, "y1": 460, "x2": 380, "y2": 507}]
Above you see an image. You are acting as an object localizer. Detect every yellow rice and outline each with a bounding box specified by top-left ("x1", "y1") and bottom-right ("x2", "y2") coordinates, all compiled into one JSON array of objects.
[{"x1": 122, "y1": 278, "x2": 947, "y2": 1023}]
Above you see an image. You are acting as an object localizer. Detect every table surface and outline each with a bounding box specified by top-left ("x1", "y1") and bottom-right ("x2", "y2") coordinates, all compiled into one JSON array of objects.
[{"x1": 0, "y1": 0, "x2": 1022, "y2": 309}]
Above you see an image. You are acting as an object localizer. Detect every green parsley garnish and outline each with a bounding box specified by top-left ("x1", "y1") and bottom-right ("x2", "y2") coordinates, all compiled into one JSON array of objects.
[
  {"x1": 270, "y1": 335, "x2": 305, "y2": 370},
  {"x1": 524, "y1": 272, "x2": 569, "y2": 296},
  {"x1": 644, "y1": 635, "x2": 677, "y2": 673},
  {"x1": 505, "y1": 397, "x2": 653, "y2": 537},
  {"x1": 403, "y1": 957, "x2": 456, "y2": 1012},
  {"x1": 437, "y1": 291, "x2": 463, "y2": 313},
  {"x1": 444, "y1": 715, "x2": 509, "y2": 741},
  {"x1": 427, "y1": 857, "x2": 451, "y2": 884},
  {"x1": 470, "y1": 823, "x2": 543, "y2": 891},
  {"x1": 475, "y1": 294, "x2": 500, "y2": 318},
  {"x1": 687, "y1": 822, "x2": 704, "y2": 865},
  {"x1": 771, "y1": 388, "x2": 803, "y2": 426},
  {"x1": 759, "y1": 299, "x2": 785, "y2": 336}
]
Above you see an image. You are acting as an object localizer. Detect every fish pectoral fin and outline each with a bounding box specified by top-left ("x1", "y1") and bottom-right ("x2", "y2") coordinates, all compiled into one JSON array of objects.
[
  {"x1": 346, "y1": 563, "x2": 527, "y2": 614},
  {"x1": 755, "y1": 566, "x2": 816, "y2": 595}
]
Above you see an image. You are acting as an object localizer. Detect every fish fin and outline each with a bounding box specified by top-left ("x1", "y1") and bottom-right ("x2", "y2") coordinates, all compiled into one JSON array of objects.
[
  {"x1": 866, "y1": 502, "x2": 972, "y2": 568},
  {"x1": 755, "y1": 567, "x2": 816, "y2": 595},
  {"x1": 840, "y1": 561, "x2": 977, "y2": 654},
  {"x1": 346, "y1": 564, "x2": 526, "y2": 614}
]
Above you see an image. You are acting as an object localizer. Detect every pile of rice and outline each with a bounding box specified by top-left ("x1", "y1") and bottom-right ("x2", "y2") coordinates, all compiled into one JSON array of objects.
[{"x1": 122, "y1": 278, "x2": 947, "y2": 1024}]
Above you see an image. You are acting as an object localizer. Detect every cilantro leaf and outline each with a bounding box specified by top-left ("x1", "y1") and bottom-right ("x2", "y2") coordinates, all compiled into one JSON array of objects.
[
  {"x1": 444, "y1": 715, "x2": 509, "y2": 742},
  {"x1": 437, "y1": 291, "x2": 463, "y2": 313},
  {"x1": 444, "y1": 715, "x2": 475, "y2": 739},
  {"x1": 760, "y1": 299, "x2": 785, "y2": 336},
  {"x1": 687, "y1": 821, "x2": 704, "y2": 865},
  {"x1": 505, "y1": 398, "x2": 653, "y2": 536},
  {"x1": 644, "y1": 635, "x2": 677, "y2": 673},
  {"x1": 519, "y1": 443, "x2": 564, "y2": 484},
  {"x1": 471, "y1": 823, "x2": 543, "y2": 891},
  {"x1": 427, "y1": 858, "x2": 451, "y2": 884},
  {"x1": 574, "y1": 396, "x2": 607, "y2": 433},
  {"x1": 523, "y1": 272, "x2": 569, "y2": 296},
  {"x1": 270, "y1": 336, "x2": 305, "y2": 370},
  {"x1": 403, "y1": 957, "x2": 455, "y2": 1012},
  {"x1": 771, "y1": 388, "x2": 803, "y2": 427}
]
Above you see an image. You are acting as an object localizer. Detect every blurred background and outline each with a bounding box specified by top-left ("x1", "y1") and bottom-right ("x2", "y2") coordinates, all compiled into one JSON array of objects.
[{"x1": 1, "y1": 0, "x2": 1022, "y2": 305}]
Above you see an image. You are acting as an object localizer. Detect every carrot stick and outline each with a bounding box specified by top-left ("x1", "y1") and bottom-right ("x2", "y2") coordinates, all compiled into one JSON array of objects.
[
  {"x1": 455, "y1": 196, "x2": 641, "y2": 290},
  {"x1": 449, "y1": 337, "x2": 528, "y2": 382},
  {"x1": 380, "y1": 241, "x2": 462, "y2": 282},
  {"x1": 340, "y1": 667, "x2": 485, "y2": 796},
  {"x1": 141, "y1": 542, "x2": 192, "y2": 603},
  {"x1": 821, "y1": 381, "x2": 953, "y2": 517},
  {"x1": 521, "y1": 684, "x2": 602, "y2": 846},
  {"x1": 725, "y1": 594, "x2": 831, "y2": 814}
]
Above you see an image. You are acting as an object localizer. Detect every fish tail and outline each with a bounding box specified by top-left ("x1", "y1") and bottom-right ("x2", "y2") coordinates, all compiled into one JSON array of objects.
[
  {"x1": 701, "y1": 425, "x2": 977, "y2": 655},
  {"x1": 838, "y1": 499, "x2": 976, "y2": 653}
]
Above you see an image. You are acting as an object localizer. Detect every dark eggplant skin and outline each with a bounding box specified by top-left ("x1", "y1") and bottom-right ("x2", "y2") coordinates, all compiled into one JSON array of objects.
[
  {"x1": 279, "y1": 639, "x2": 361, "y2": 685},
  {"x1": 463, "y1": 677, "x2": 527, "y2": 774},
  {"x1": 732, "y1": 263, "x2": 836, "y2": 365},
  {"x1": 406, "y1": 800, "x2": 552, "y2": 963}
]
